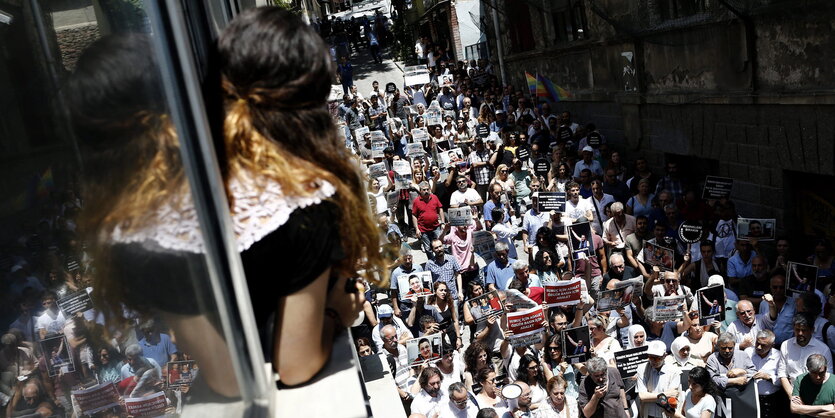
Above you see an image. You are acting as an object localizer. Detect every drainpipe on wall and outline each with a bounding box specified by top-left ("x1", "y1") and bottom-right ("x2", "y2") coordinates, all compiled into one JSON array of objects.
[{"x1": 491, "y1": 0, "x2": 506, "y2": 86}]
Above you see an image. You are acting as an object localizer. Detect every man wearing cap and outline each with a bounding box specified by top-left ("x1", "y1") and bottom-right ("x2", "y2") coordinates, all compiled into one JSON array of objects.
[
  {"x1": 573, "y1": 146, "x2": 603, "y2": 181},
  {"x1": 371, "y1": 304, "x2": 413, "y2": 352},
  {"x1": 635, "y1": 341, "x2": 681, "y2": 418}
]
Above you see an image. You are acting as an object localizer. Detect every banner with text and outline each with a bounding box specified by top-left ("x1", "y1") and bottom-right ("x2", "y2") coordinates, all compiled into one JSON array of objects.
[
  {"x1": 543, "y1": 278, "x2": 582, "y2": 307},
  {"x1": 507, "y1": 307, "x2": 546, "y2": 347}
]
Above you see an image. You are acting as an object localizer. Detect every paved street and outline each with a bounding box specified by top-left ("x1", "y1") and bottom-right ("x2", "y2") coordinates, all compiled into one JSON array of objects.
[{"x1": 343, "y1": 42, "x2": 405, "y2": 99}]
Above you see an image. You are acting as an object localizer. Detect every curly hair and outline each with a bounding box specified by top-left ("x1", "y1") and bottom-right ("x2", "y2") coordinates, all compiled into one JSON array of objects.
[
  {"x1": 464, "y1": 340, "x2": 489, "y2": 372},
  {"x1": 216, "y1": 7, "x2": 384, "y2": 284}
]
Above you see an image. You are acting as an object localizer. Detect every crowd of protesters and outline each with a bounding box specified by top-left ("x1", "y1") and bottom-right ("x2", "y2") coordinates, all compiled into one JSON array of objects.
[
  {"x1": 1, "y1": 6, "x2": 835, "y2": 418},
  {"x1": 344, "y1": 32, "x2": 835, "y2": 418}
]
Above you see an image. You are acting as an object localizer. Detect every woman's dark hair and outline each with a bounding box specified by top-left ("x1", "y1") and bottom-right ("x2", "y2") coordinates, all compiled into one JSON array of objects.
[
  {"x1": 466, "y1": 280, "x2": 485, "y2": 299},
  {"x1": 93, "y1": 345, "x2": 124, "y2": 369},
  {"x1": 687, "y1": 366, "x2": 717, "y2": 396},
  {"x1": 464, "y1": 340, "x2": 489, "y2": 372},
  {"x1": 68, "y1": 33, "x2": 186, "y2": 320},
  {"x1": 418, "y1": 338, "x2": 430, "y2": 347},
  {"x1": 534, "y1": 248, "x2": 559, "y2": 274},
  {"x1": 476, "y1": 367, "x2": 494, "y2": 384},
  {"x1": 534, "y1": 227, "x2": 556, "y2": 252},
  {"x1": 543, "y1": 333, "x2": 563, "y2": 367},
  {"x1": 516, "y1": 353, "x2": 547, "y2": 389},
  {"x1": 216, "y1": 7, "x2": 384, "y2": 283}
]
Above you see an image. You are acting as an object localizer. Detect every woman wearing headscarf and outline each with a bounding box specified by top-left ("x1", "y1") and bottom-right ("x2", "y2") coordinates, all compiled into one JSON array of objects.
[
  {"x1": 667, "y1": 336, "x2": 703, "y2": 369},
  {"x1": 627, "y1": 324, "x2": 647, "y2": 349}
]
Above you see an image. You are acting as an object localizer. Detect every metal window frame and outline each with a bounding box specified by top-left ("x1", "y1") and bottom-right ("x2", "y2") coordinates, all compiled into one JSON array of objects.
[{"x1": 144, "y1": 0, "x2": 272, "y2": 415}]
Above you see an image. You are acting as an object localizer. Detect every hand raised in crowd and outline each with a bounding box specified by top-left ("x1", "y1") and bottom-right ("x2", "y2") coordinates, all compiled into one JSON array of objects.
[{"x1": 326, "y1": 276, "x2": 366, "y2": 328}]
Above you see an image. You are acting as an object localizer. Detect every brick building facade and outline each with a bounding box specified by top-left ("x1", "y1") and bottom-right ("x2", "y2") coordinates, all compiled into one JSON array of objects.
[{"x1": 485, "y1": 0, "x2": 835, "y2": 242}]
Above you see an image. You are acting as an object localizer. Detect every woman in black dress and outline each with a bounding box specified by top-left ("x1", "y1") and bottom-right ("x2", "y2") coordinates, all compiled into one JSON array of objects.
[{"x1": 72, "y1": 7, "x2": 384, "y2": 397}]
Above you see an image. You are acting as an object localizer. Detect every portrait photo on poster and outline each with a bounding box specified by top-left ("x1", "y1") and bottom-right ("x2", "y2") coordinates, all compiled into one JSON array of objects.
[
  {"x1": 397, "y1": 271, "x2": 434, "y2": 301},
  {"x1": 696, "y1": 285, "x2": 726, "y2": 322},
  {"x1": 41, "y1": 334, "x2": 75, "y2": 377},
  {"x1": 468, "y1": 290, "x2": 505, "y2": 322},
  {"x1": 439, "y1": 147, "x2": 464, "y2": 167},
  {"x1": 597, "y1": 279, "x2": 638, "y2": 312},
  {"x1": 406, "y1": 333, "x2": 444, "y2": 366},
  {"x1": 736, "y1": 217, "x2": 775, "y2": 241},
  {"x1": 786, "y1": 262, "x2": 818, "y2": 296},
  {"x1": 567, "y1": 222, "x2": 593, "y2": 261},
  {"x1": 562, "y1": 325, "x2": 590, "y2": 363},
  {"x1": 167, "y1": 360, "x2": 197, "y2": 389},
  {"x1": 643, "y1": 241, "x2": 674, "y2": 271}
]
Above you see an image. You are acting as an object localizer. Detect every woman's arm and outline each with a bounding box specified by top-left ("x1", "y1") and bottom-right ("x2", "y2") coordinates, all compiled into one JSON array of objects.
[{"x1": 273, "y1": 270, "x2": 361, "y2": 386}]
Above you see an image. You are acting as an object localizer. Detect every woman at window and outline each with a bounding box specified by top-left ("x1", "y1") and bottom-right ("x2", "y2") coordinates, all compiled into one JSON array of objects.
[{"x1": 73, "y1": 8, "x2": 384, "y2": 395}]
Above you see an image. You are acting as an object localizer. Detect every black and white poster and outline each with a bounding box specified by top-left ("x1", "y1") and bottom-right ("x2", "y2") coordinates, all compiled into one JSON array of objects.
[
  {"x1": 736, "y1": 217, "x2": 775, "y2": 241},
  {"x1": 57, "y1": 289, "x2": 94, "y2": 317},
  {"x1": 702, "y1": 176, "x2": 734, "y2": 200},
  {"x1": 448, "y1": 206, "x2": 473, "y2": 226},
  {"x1": 677, "y1": 221, "x2": 706, "y2": 244},
  {"x1": 786, "y1": 262, "x2": 818, "y2": 296},
  {"x1": 537, "y1": 192, "x2": 566, "y2": 212},
  {"x1": 567, "y1": 222, "x2": 593, "y2": 261},
  {"x1": 696, "y1": 285, "x2": 726, "y2": 322},
  {"x1": 614, "y1": 346, "x2": 648, "y2": 381},
  {"x1": 562, "y1": 326, "x2": 591, "y2": 364}
]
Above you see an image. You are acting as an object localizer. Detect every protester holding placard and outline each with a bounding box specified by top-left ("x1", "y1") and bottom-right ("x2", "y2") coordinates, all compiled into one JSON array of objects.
[{"x1": 635, "y1": 341, "x2": 681, "y2": 418}]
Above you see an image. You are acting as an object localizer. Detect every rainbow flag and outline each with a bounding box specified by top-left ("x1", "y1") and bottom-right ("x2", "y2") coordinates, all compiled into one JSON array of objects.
[
  {"x1": 540, "y1": 75, "x2": 572, "y2": 102},
  {"x1": 535, "y1": 74, "x2": 549, "y2": 99},
  {"x1": 524, "y1": 72, "x2": 538, "y2": 98}
]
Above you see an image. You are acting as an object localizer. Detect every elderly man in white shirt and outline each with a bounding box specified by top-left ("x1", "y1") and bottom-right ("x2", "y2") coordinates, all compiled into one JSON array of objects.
[
  {"x1": 744, "y1": 329, "x2": 789, "y2": 418},
  {"x1": 439, "y1": 382, "x2": 479, "y2": 418},
  {"x1": 780, "y1": 313, "x2": 833, "y2": 395},
  {"x1": 726, "y1": 299, "x2": 775, "y2": 350},
  {"x1": 635, "y1": 341, "x2": 681, "y2": 418}
]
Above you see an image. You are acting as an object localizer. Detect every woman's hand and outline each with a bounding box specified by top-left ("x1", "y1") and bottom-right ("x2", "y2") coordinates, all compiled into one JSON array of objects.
[{"x1": 326, "y1": 276, "x2": 365, "y2": 327}]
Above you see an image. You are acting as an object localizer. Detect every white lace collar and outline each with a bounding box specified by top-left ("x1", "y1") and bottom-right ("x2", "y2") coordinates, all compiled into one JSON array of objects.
[{"x1": 110, "y1": 176, "x2": 336, "y2": 254}]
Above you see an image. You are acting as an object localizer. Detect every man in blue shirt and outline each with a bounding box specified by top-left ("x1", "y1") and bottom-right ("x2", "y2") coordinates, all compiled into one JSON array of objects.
[
  {"x1": 483, "y1": 183, "x2": 510, "y2": 230},
  {"x1": 485, "y1": 242, "x2": 516, "y2": 291},
  {"x1": 137, "y1": 319, "x2": 178, "y2": 369},
  {"x1": 727, "y1": 239, "x2": 757, "y2": 290}
]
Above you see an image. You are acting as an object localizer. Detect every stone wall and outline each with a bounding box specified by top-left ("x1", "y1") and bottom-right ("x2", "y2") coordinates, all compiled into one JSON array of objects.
[
  {"x1": 488, "y1": 1, "x2": 835, "y2": 238},
  {"x1": 56, "y1": 23, "x2": 100, "y2": 72}
]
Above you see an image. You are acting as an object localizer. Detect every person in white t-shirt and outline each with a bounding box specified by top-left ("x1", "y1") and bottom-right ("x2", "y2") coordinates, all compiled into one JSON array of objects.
[
  {"x1": 563, "y1": 181, "x2": 594, "y2": 226},
  {"x1": 450, "y1": 175, "x2": 484, "y2": 208}
]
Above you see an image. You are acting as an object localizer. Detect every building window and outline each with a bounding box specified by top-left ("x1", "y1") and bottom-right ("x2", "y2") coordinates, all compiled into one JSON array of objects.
[
  {"x1": 658, "y1": 0, "x2": 708, "y2": 20},
  {"x1": 550, "y1": 0, "x2": 588, "y2": 43},
  {"x1": 506, "y1": 2, "x2": 535, "y2": 53}
]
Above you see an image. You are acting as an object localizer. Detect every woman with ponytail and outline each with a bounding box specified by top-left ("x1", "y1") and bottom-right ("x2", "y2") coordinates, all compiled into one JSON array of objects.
[{"x1": 215, "y1": 7, "x2": 385, "y2": 386}]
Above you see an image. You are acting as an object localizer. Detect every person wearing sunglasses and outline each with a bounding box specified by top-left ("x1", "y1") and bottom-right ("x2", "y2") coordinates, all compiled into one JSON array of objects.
[{"x1": 440, "y1": 381, "x2": 479, "y2": 417}]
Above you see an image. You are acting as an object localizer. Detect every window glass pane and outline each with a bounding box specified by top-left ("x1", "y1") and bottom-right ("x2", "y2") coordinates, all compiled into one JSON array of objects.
[{"x1": 0, "y1": 1, "x2": 247, "y2": 416}]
